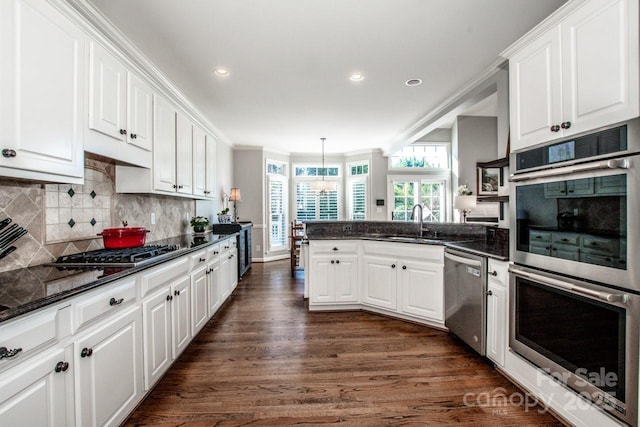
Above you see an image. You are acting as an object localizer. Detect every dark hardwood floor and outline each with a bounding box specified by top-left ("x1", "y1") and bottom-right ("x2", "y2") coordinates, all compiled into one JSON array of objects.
[{"x1": 125, "y1": 260, "x2": 564, "y2": 426}]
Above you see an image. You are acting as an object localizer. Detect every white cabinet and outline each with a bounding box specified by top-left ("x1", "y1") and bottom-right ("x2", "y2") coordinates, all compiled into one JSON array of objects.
[
  {"x1": 205, "y1": 134, "x2": 217, "y2": 199},
  {"x1": 86, "y1": 41, "x2": 152, "y2": 167},
  {"x1": 171, "y1": 276, "x2": 191, "y2": 358},
  {"x1": 192, "y1": 125, "x2": 207, "y2": 198},
  {"x1": 152, "y1": 95, "x2": 178, "y2": 192},
  {"x1": 486, "y1": 259, "x2": 509, "y2": 367},
  {"x1": 362, "y1": 255, "x2": 397, "y2": 310},
  {"x1": 309, "y1": 254, "x2": 358, "y2": 304},
  {"x1": 75, "y1": 306, "x2": 143, "y2": 427},
  {"x1": 141, "y1": 287, "x2": 172, "y2": 390},
  {"x1": 507, "y1": 0, "x2": 639, "y2": 151},
  {"x1": 191, "y1": 265, "x2": 209, "y2": 336},
  {"x1": 220, "y1": 241, "x2": 238, "y2": 301},
  {"x1": 0, "y1": 346, "x2": 75, "y2": 427},
  {"x1": 0, "y1": 0, "x2": 85, "y2": 183},
  {"x1": 175, "y1": 111, "x2": 194, "y2": 195},
  {"x1": 399, "y1": 258, "x2": 444, "y2": 322},
  {"x1": 207, "y1": 245, "x2": 222, "y2": 317}
]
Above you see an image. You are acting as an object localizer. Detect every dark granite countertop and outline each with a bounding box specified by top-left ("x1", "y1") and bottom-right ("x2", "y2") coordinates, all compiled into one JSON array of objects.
[
  {"x1": 444, "y1": 240, "x2": 509, "y2": 261},
  {"x1": 0, "y1": 232, "x2": 237, "y2": 324}
]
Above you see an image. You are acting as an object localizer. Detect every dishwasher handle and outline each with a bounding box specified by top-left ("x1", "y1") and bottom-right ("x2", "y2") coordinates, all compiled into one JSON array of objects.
[{"x1": 444, "y1": 252, "x2": 482, "y2": 267}]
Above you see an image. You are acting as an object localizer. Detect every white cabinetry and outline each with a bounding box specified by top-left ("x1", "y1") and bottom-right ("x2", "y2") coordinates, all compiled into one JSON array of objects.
[
  {"x1": 507, "y1": 0, "x2": 639, "y2": 151},
  {"x1": 486, "y1": 259, "x2": 509, "y2": 367},
  {"x1": 399, "y1": 257, "x2": 444, "y2": 322},
  {"x1": 176, "y1": 112, "x2": 194, "y2": 195},
  {"x1": 152, "y1": 95, "x2": 178, "y2": 192},
  {"x1": 205, "y1": 134, "x2": 217, "y2": 198},
  {"x1": 308, "y1": 241, "x2": 359, "y2": 305},
  {"x1": 0, "y1": 0, "x2": 85, "y2": 183},
  {"x1": 191, "y1": 264, "x2": 209, "y2": 336},
  {"x1": 192, "y1": 125, "x2": 207, "y2": 198},
  {"x1": 75, "y1": 306, "x2": 143, "y2": 427},
  {"x1": 220, "y1": 240, "x2": 238, "y2": 301},
  {"x1": 206, "y1": 245, "x2": 222, "y2": 317},
  {"x1": 362, "y1": 255, "x2": 397, "y2": 310},
  {"x1": 86, "y1": 41, "x2": 152, "y2": 167}
]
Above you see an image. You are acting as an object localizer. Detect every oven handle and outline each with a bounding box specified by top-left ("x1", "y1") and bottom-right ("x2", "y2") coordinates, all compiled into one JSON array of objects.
[
  {"x1": 445, "y1": 252, "x2": 482, "y2": 267},
  {"x1": 510, "y1": 267, "x2": 629, "y2": 304},
  {"x1": 510, "y1": 158, "x2": 628, "y2": 182}
]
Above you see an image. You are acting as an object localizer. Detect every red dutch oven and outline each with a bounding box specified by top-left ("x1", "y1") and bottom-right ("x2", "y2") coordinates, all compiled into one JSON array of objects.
[{"x1": 98, "y1": 227, "x2": 150, "y2": 249}]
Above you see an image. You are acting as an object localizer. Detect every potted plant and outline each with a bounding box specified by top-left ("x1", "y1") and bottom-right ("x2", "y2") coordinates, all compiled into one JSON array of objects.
[
  {"x1": 217, "y1": 208, "x2": 231, "y2": 224},
  {"x1": 190, "y1": 216, "x2": 210, "y2": 233}
]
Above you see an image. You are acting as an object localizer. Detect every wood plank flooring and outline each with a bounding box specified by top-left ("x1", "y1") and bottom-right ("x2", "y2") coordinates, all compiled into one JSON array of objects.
[{"x1": 125, "y1": 260, "x2": 564, "y2": 426}]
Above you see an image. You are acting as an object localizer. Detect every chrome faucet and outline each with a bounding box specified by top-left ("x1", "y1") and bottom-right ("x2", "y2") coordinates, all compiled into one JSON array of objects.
[{"x1": 411, "y1": 204, "x2": 424, "y2": 237}]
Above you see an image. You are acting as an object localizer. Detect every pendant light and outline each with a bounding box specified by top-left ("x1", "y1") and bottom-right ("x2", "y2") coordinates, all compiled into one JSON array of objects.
[{"x1": 310, "y1": 137, "x2": 337, "y2": 193}]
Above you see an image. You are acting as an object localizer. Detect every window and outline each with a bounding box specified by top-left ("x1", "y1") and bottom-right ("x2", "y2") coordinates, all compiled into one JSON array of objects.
[
  {"x1": 294, "y1": 164, "x2": 340, "y2": 220},
  {"x1": 347, "y1": 161, "x2": 368, "y2": 220},
  {"x1": 389, "y1": 177, "x2": 448, "y2": 222},
  {"x1": 267, "y1": 160, "x2": 288, "y2": 252},
  {"x1": 390, "y1": 144, "x2": 449, "y2": 169}
]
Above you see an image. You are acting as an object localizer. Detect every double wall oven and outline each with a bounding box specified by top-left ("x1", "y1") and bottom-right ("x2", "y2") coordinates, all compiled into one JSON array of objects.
[{"x1": 510, "y1": 120, "x2": 640, "y2": 426}]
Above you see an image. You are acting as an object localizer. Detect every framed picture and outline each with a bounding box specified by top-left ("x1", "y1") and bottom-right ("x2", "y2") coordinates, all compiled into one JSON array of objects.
[{"x1": 477, "y1": 167, "x2": 500, "y2": 195}]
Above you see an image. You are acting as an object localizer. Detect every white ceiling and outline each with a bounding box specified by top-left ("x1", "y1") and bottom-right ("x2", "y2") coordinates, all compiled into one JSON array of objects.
[{"x1": 88, "y1": 0, "x2": 566, "y2": 154}]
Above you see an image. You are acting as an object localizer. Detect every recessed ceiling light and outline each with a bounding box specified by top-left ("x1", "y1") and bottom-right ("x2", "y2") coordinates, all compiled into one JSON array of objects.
[
  {"x1": 213, "y1": 68, "x2": 230, "y2": 77},
  {"x1": 405, "y1": 78, "x2": 422, "y2": 86},
  {"x1": 350, "y1": 72, "x2": 364, "y2": 82}
]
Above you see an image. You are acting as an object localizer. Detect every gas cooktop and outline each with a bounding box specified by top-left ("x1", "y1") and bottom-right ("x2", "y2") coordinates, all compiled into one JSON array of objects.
[{"x1": 47, "y1": 244, "x2": 180, "y2": 268}]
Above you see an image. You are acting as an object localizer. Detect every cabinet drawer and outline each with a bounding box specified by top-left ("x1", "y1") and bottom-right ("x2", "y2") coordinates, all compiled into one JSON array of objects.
[
  {"x1": 190, "y1": 249, "x2": 208, "y2": 270},
  {"x1": 551, "y1": 233, "x2": 579, "y2": 246},
  {"x1": 220, "y1": 237, "x2": 236, "y2": 251},
  {"x1": 207, "y1": 244, "x2": 222, "y2": 260},
  {"x1": 529, "y1": 231, "x2": 551, "y2": 242},
  {"x1": 0, "y1": 306, "x2": 68, "y2": 369},
  {"x1": 310, "y1": 240, "x2": 359, "y2": 254},
  {"x1": 141, "y1": 257, "x2": 189, "y2": 297},
  {"x1": 73, "y1": 278, "x2": 136, "y2": 332},
  {"x1": 581, "y1": 235, "x2": 616, "y2": 255}
]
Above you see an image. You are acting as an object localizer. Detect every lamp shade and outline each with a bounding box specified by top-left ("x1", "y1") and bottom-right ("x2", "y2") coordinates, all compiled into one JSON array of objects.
[
  {"x1": 229, "y1": 188, "x2": 241, "y2": 202},
  {"x1": 310, "y1": 180, "x2": 337, "y2": 192},
  {"x1": 454, "y1": 195, "x2": 476, "y2": 210}
]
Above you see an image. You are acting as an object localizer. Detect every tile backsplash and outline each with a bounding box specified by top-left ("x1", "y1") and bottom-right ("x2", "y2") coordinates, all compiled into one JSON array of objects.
[{"x1": 0, "y1": 154, "x2": 195, "y2": 272}]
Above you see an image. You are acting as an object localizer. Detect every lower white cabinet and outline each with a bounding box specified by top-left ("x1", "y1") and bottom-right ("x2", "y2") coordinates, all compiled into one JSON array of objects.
[
  {"x1": 0, "y1": 345, "x2": 74, "y2": 427},
  {"x1": 220, "y1": 247, "x2": 238, "y2": 301},
  {"x1": 207, "y1": 254, "x2": 222, "y2": 317},
  {"x1": 75, "y1": 306, "x2": 143, "y2": 427},
  {"x1": 309, "y1": 254, "x2": 359, "y2": 304},
  {"x1": 486, "y1": 259, "x2": 509, "y2": 367},
  {"x1": 362, "y1": 255, "x2": 397, "y2": 310},
  {"x1": 191, "y1": 265, "x2": 209, "y2": 336},
  {"x1": 398, "y1": 258, "x2": 444, "y2": 322}
]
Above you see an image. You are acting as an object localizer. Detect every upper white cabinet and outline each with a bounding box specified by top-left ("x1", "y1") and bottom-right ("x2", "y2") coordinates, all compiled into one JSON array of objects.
[
  {"x1": 175, "y1": 111, "x2": 194, "y2": 195},
  {"x1": 507, "y1": 0, "x2": 639, "y2": 151},
  {"x1": 152, "y1": 94, "x2": 178, "y2": 193},
  {"x1": 205, "y1": 133, "x2": 217, "y2": 198},
  {"x1": 86, "y1": 41, "x2": 152, "y2": 167},
  {"x1": 0, "y1": 0, "x2": 85, "y2": 183},
  {"x1": 192, "y1": 125, "x2": 207, "y2": 198}
]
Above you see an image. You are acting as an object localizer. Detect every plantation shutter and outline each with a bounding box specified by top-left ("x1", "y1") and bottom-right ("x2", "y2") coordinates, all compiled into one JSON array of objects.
[
  {"x1": 268, "y1": 176, "x2": 287, "y2": 251},
  {"x1": 350, "y1": 179, "x2": 366, "y2": 220}
]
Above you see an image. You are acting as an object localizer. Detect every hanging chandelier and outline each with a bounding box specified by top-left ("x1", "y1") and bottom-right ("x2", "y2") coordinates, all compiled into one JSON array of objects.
[{"x1": 310, "y1": 137, "x2": 337, "y2": 193}]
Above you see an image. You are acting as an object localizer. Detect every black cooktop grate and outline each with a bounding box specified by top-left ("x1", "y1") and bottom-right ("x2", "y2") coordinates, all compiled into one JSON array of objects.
[{"x1": 51, "y1": 244, "x2": 179, "y2": 267}]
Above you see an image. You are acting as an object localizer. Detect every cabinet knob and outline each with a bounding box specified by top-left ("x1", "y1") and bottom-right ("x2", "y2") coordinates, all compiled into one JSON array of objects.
[
  {"x1": 331, "y1": 260, "x2": 335, "y2": 264},
  {"x1": 167, "y1": 295, "x2": 173, "y2": 301},
  {"x1": 550, "y1": 125, "x2": 561, "y2": 132},
  {"x1": 109, "y1": 297, "x2": 124, "y2": 306},
  {"x1": 489, "y1": 270, "x2": 498, "y2": 276},
  {"x1": 130, "y1": 133, "x2": 137, "y2": 139},
  {"x1": 561, "y1": 121, "x2": 571, "y2": 129},
  {"x1": 172, "y1": 184, "x2": 178, "y2": 189},
  {"x1": 561, "y1": 238, "x2": 568, "y2": 242},
  {"x1": 55, "y1": 361, "x2": 69, "y2": 373},
  {"x1": 391, "y1": 264, "x2": 396, "y2": 268},
  {"x1": 487, "y1": 290, "x2": 493, "y2": 296},
  {"x1": 119, "y1": 129, "x2": 127, "y2": 135},
  {"x1": 402, "y1": 265, "x2": 407, "y2": 270},
  {"x1": 178, "y1": 185, "x2": 184, "y2": 189},
  {"x1": 1, "y1": 149, "x2": 17, "y2": 158},
  {"x1": 174, "y1": 290, "x2": 180, "y2": 296},
  {"x1": 336, "y1": 260, "x2": 340, "y2": 264},
  {"x1": 332, "y1": 247, "x2": 338, "y2": 251},
  {"x1": 199, "y1": 257, "x2": 206, "y2": 262},
  {"x1": 80, "y1": 347, "x2": 93, "y2": 358},
  {"x1": 204, "y1": 191, "x2": 210, "y2": 194},
  {"x1": 0, "y1": 346, "x2": 22, "y2": 359}
]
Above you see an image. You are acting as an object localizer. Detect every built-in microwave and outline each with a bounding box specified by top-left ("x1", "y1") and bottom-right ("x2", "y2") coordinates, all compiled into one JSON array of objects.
[{"x1": 510, "y1": 120, "x2": 640, "y2": 292}]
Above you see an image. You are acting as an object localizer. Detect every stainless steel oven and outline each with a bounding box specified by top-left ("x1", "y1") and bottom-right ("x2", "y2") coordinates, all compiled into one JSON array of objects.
[
  {"x1": 510, "y1": 120, "x2": 640, "y2": 292},
  {"x1": 510, "y1": 265, "x2": 639, "y2": 426}
]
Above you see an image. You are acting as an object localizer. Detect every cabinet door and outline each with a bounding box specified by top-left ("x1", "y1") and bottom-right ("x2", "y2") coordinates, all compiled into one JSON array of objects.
[
  {"x1": 561, "y1": 0, "x2": 639, "y2": 137},
  {"x1": 126, "y1": 72, "x2": 153, "y2": 152},
  {"x1": 486, "y1": 283, "x2": 507, "y2": 367},
  {"x1": 309, "y1": 256, "x2": 333, "y2": 304},
  {"x1": 509, "y1": 26, "x2": 562, "y2": 151},
  {"x1": 399, "y1": 260, "x2": 444, "y2": 322},
  {"x1": 153, "y1": 95, "x2": 177, "y2": 192},
  {"x1": 175, "y1": 112, "x2": 194, "y2": 195},
  {"x1": 0, "y1": 0, "x2": 85, "y2": 180},
  {"x1": 142, "y1": 288, "x2": 172, "y2": 390},
  {"x1": 88, "y1": 42, "x2": 126, "y2": 141},
  {"x1": 191, "y1": 266, "x2": 209, "y2": 336},
  {"x1": 362, "y1": 255, "x2": 397, "y2": 310},
  {"x1": 76, "y1": 307, "x2": 143, "y2": 427},
  {"x1": 205, "y1": 134, "x2": 217, "y2": 198},
  {"x1": 192, "y1": 125, "x2": 207, "y2": 197},
  {"x1": 171, "y1": 276, "x2": 191, "y2": 358},
  {"x1": 333, "y1": 255, "x2": 358, "y2": 303},
  {"x1": 229, "y1": 249, "x2": 239, "y2": 291},
  {"x1": 0, "y1": 346, "x2": 74, "y2": 427},
  {"x1": 207, "y1": 260, "x2": 222, "y2": 317}
]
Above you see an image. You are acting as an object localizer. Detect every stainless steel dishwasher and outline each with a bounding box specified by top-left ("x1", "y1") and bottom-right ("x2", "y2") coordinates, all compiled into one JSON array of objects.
[{"x1": 444, "y1": 248, "x2": 487, "y2": 355}]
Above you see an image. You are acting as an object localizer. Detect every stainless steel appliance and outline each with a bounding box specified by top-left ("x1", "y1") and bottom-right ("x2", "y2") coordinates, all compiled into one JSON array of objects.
[
  {"x1": 509, "y1": 120, "x2": 640, "y2": 426},
  {"x1": 444, "y1": 248, "x2": 487, "y2": 355},
  {"x1": 510, "y1": 265, "x2": 639, "y2": 426},
  {"x1": 511, "y1": 120, "x2": 640, "y2": 291},
  {"x1": 47, "y1": 245, "x2": 179, "y2": 268}
]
